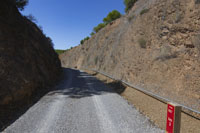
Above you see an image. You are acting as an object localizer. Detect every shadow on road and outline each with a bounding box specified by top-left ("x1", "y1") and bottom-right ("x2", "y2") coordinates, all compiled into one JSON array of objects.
[
  {"x1": 0, "y1": 68, "x2": 64, "y2": 132},
  {"x1": 47, "y1": 68, "x2": 117, "y2": 99},
  {"x1": 0, "y1": 68, "x2": 125, "y2": 131}
]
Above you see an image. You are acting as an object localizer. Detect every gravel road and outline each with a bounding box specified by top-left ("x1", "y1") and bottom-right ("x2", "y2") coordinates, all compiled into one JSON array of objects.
[{"x1": 3, "y1": 68, "x2": 163, "y2": 133}]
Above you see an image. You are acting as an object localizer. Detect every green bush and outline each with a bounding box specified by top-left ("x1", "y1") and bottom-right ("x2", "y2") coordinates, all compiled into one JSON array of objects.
[
  {"x1": 26, "y1": 14, "x2": 37, "y2": 23},
  {"x1": 140, "y1": 9, "x2": 149, "y2": 15},
  {"x1": 55, "y1": 49, "x2": 66, "y2": 55},
  {"x1": 90, "y1": 32, "x2": 95, "y2": 36},
  {"x1": 80, "y1": 40, "x2": 84, "y2": 44},
  {"x1": 80, "y1": 36, "x2": 90, "y2": 44},
  {"x1": 124, "y1": 0, "x2": 138, "y2": 13},
  {"x1": 93, "y1": 23, "x2": 106, "y2": 33},
  {"x1": 92, "y1": 10, "x2": 121, "y2": 34},
  {"x1": 138, "y1": 38, "x2": 146, "y2": 48},
  {"x1": 103, "y1": 10, "x2": 121, "y2": 24},
  {"x1": 84, "y1": 36, "x2": 90, "y2": 41},
  {"x1": 15, "y1": 0, "x2": 28, "y2": 11}
]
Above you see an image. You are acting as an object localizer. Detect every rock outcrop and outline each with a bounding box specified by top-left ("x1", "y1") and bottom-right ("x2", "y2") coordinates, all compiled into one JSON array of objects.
[
  {"x1": 61, "y1": 0, "x2": 200, "y2": 111},
  {"x1": 0, "y1": 1, "x2": 61, "y2": 106}
]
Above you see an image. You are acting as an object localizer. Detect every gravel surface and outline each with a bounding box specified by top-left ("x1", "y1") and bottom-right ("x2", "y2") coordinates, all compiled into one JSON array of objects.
[{"x1": 3, "y1": 68, "x2": 163, "y2": 133}]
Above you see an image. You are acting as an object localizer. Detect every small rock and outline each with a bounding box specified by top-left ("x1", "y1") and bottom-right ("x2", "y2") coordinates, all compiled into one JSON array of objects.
[
  {"x1": 162, "y1": 36, "x2": 168, "y2": 40},
  {"x1": 162, "y1": 28, "x2": 169, "y2": 34},
  {"x1": 185, "y1": 40, "x2": 194, "y2": 48}
]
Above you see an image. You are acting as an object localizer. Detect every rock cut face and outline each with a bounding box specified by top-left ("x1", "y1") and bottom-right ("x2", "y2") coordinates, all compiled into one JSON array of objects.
[
  {"x1": 0, "y1": 1, "x2": 61, "y2": 105},
  {"x1": 61, "y1": 0, "x2": 200, "y2": 111}
]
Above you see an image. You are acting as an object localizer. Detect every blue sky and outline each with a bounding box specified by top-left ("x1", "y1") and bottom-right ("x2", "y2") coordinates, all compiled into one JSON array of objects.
[{"x1": 21, "y1": 0, "x2": 125, "y2": 50}]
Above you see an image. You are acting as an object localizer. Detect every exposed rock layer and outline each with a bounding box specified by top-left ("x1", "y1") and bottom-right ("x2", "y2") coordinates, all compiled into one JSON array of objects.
[
  {"x1": 61, "y1": 0, "x2": 200, "y2": 111},
  {"x1": 0, "y1": 0, "x2": 61, "y2": 106}
]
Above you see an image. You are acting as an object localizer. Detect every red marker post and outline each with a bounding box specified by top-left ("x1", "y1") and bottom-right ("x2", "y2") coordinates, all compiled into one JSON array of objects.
[{"x1": 166, "y1": 103, "x2": 181, "y2": 133}]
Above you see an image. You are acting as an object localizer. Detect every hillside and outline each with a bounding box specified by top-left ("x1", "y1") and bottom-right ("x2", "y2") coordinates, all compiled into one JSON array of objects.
[
  {"x1": 0, "y1": 0, "x2": 61, "y2": 128},
  {"x1": 61, "y1": 0, "x2": 200, "y2": 111}
]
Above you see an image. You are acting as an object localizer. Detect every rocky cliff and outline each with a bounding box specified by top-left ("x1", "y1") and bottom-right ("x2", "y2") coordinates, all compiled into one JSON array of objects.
[
  {"x1": 0, "y1": 0, "x2": 61, "y2": 118},
  {"x1": 61, "y1": 0, "x2": 200, "y2": 111}
]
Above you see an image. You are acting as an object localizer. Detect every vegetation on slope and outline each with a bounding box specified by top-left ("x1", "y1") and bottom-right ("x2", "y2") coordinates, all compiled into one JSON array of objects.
[
  {"x1": 93, "y1": 10, "x2": 121, "y2": 33},
  {"x1": 55, "y1": 49, "x2": 66, "y2": 55},
  {"x1": 124, "y1": 0, "x2": 138, "y2": 13},
  {"x1": 103, "y1": 10, "x2": 121, "y2": 24},
  {"x1": 79, "y1": 0, "x2": 138, "y2": 46},
  {"x1": 93, "y1": 23, "x2": 107, "y2": 33},
  {"x1": 15, "y1": 0, "x2": 29, "y2": 10},
  {"x1": 80, "y1": 10, "x2": 121, "y2": 45},
  {"x1": 80, "y1": 0, "x2": 137, "y2": 45},
  {"x1": 80, "y1": 36, "x2": 90, "y2": 44}
]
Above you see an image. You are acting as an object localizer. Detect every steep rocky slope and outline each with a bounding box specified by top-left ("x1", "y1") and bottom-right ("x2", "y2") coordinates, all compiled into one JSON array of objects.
[
  {"x1": 0, "y1": 0, "x2": 61, "y2": 127},
  {"x1": 61, "y1": 0, "x2": 200, "y2": 111}
]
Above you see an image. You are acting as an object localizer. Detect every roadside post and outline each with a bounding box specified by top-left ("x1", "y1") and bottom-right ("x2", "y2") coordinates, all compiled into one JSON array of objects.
[{"x1": 166, "y1": 103, "x2": 181, "y2": 133}]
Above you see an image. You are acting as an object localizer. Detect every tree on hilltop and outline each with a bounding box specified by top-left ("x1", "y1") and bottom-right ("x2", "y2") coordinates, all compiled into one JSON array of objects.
[
  {"x1": 15, "y1": 0, "x2": 29, "y2": 11},
  {"x1": 124, "y1": 0, "x2": 137, "y2": 13},
  {"x1": 103, "y1": 10, "x2": 121, "y2": 24}
]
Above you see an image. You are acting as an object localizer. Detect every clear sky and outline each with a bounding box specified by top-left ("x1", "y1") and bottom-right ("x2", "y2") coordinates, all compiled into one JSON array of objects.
[{"x1": 21, "y1": 0, "x2": 125, "y2": 50}]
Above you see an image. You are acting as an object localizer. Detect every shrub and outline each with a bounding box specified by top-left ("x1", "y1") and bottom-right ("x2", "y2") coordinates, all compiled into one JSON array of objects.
[
  {"x1": 80, "y1": 36, "x2": 90, "y2": 44},
  {"x1": 84, "y1": 37, "x2": 90, "y2": 42},
  {"x1": 124, "y1": 0, "x2": 138, "y2": 13},
  {"x1": 93, "y1": 23, "x2": 106, "y2": 33},
  {"x1": 15, "y1": 0, "x2": 29, "y2": 11},
  {"x1": 80, "y1": 40, "x2": 84, "y2": 44},
  {"x1": 138, "y1": 38, "x2": 146, "y2": 48},
  {"x1": 90, "y1": 32, "x2": 95, "y2": 36},
  {"x1": 140, "y1": 9, "x2": 149, "y2": 15},
  {"x1": 26, "y1": 14, "x2": 37, "y2": 23},
  {"x1": 103, "y1": 10, "x2": 121, "y2": 24}
]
